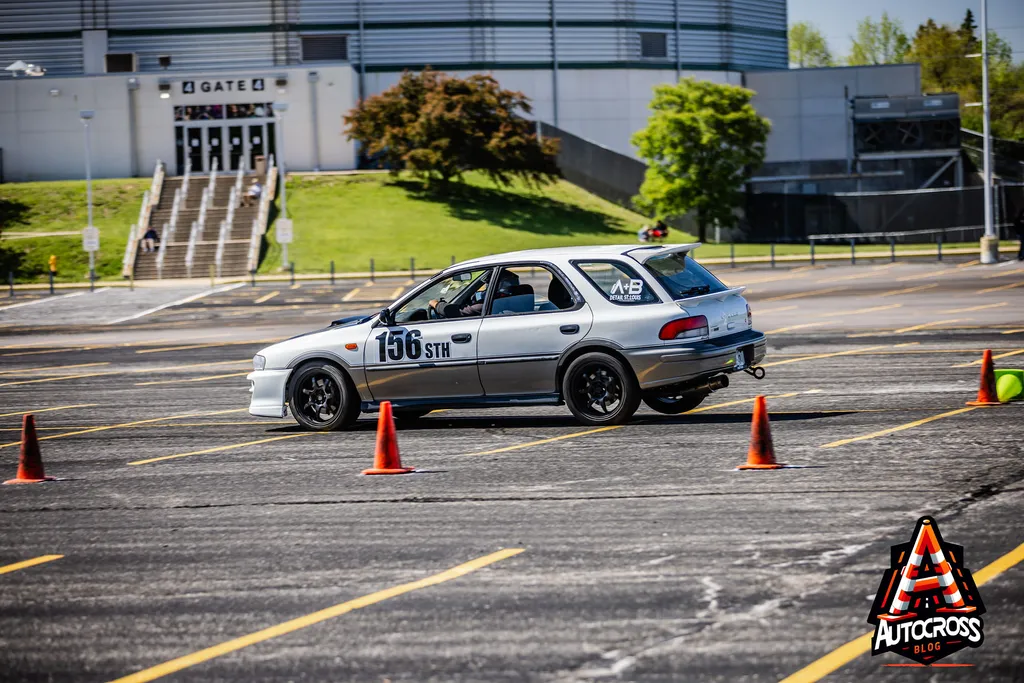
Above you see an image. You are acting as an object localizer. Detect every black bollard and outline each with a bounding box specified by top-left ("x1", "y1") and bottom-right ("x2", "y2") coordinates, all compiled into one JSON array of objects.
[
  {"x1": 770, "y1": 243, "x2": 775, "y2": 269},
  {"x1": 49, "y1": 271, "x2": 55, "y2": 296},
  {"x1": 410, "y1": 257, "x2": 415, "y2": 281},
  {"x1": 370, "y1": 258, "x2": 375, "y2": 283},
  {"x1": 330, "y1": 260, "x2": 335, "y2": 285},
  {"x1": 810, "y1": 239, "x2": 815, "y2": 266},
  {"x1": 730, "y1": 243, "x2": 735, "y2": 268},
  {"x1": 7, "y1": 271, "x2": 13, "y2": 298},
  {"x1": 289, "y1": 262, "x2": 295, "y2": 286},
  {"x1": 937, "y1": 234, "x2": 943, "y2": 262},
  {"x1": 890, "y1": 237, "x2": 896, "y2": 263},
  {"x1": 850, "y1": 239, "x2": 856, "y2": 266}
]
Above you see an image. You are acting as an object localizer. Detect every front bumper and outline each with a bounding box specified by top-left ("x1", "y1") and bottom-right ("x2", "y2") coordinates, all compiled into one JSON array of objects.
[
  {"x1": 247, "y1": 369, "x2": 292, "y2": 418},
  {"x1": 624, "y1": 329, "x2": 767, "y2": 390}
]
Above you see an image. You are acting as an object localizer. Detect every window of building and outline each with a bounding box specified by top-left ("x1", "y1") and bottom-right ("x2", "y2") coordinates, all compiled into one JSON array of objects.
[
  {"x1": 301, "y1": 34, "x2": 348, "y2": 63},
  {"x1": 639, "y1": 32, "x2": 668, "y2": 59},
  {"x1": 105, "y1": 53, "x2": 136, "y2": 73},
  {"x1": 573, "y1": 261, "x2": 659, "y2": 306}
]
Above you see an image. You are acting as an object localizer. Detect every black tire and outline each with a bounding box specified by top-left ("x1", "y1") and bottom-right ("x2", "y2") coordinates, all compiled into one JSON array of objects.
[
  {"x1": 288, "y1": 361, "x2": 360, "y2": 431},
  {"x1": 561, "y1": 352, "x2": 641, "y2": 426},
  {"x1": 642, "y1": 392, "x2": 709, "y2": 415},
  {"x1": 392, "y1": 408, "x2": 432, "y2": 421}
]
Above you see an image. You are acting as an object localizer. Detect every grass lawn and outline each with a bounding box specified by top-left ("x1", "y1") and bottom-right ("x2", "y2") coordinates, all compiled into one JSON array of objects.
[{"x1": 0, "y1": 178, "x2": 147, "y2": 282}]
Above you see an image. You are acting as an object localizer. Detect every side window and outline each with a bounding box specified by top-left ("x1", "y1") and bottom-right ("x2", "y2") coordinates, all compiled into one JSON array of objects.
[
  {"x1": 574, "y1": 261, "x2": 659, "y2": 305},
  {"x1": 486, "y1": 265, "x2": 576, "y2": 316},
  {"x1": 394, "y1": 269, "x2": 490, "y2": 323}
]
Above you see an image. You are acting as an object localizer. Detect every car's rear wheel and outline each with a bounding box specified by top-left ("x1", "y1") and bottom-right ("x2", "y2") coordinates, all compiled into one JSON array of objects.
[
  {"x1": 288, "y1": 361, "x2": 360, "y2": 431},
  {"x1": 562, "y1": 352, "x2": 640, "y2": 426},
  {"x1": 642, "y1": 392, "x2": 708, "y2": 415}
]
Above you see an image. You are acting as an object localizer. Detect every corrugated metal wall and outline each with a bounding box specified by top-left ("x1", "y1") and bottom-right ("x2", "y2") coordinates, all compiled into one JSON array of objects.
[{"x1": 0, "y1": 0, "x2": 787, "y2": 78}]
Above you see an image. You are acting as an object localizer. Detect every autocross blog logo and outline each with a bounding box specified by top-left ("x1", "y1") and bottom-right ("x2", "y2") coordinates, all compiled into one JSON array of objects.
[{"x1": 868, "y1": 516, "x2": 985, "y2": 665}]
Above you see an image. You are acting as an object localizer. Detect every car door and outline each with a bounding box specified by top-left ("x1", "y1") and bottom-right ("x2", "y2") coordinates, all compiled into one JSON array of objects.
[
  {"x1": 362, "y1": 269, "x2": 490, "y2": 401},
  {"x1": 476, "y1": 264, "x2": 593, "y2": 396}
]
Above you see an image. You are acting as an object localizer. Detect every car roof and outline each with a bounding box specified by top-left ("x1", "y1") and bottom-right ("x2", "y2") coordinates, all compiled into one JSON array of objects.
[{"x1": 451, "y1": 244, "x2": 701, "y2": 270}]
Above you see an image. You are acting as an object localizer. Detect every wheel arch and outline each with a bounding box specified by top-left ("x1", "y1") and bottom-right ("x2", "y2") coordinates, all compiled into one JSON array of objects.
[
  {"x1": 555, "y1": 339, "x2": 636, "y2": 398},
  {"x1": 285, "y1": 355, "x2": 360, "y2": 402}
]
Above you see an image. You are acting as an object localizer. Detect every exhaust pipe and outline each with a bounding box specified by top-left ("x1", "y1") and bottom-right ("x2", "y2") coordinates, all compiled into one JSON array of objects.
[{"x1": 655, "y1": 374, "x2": 729, "y2": 398}]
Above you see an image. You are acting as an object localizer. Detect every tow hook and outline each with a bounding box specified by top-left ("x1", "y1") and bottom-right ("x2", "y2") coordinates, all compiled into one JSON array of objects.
[{"x1": 744, "y1": 366, "x2": 765, "y2": 380}]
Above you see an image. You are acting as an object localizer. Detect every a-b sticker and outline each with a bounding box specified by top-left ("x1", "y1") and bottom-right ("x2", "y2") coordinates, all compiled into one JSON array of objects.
[
  {"x1": 868, "y1": 516, "x2": 985, "y2": 664},
  {"x1": 609, "y1": 278, "x2": 645, "y2": 302}
]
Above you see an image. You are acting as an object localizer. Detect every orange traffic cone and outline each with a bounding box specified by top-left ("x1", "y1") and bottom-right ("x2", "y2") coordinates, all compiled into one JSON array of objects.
[
  {"x1": 362, "y1": 401, "x2": 415, "y2": 475},
  {"x1": 966, "y1": 349, "x2": 1001, "y2": 406},
  {"x1": 737, "y1": 395, "x2": 786, "y2": 470},
  {"x1": 4, "y1": 414, "x2": 56, "y2": 485}
]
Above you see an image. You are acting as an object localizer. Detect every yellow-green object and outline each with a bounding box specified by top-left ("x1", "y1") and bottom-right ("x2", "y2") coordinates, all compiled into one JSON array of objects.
[{"x1": 995, "y1": 372, "x2": 1023, "y2": 402}]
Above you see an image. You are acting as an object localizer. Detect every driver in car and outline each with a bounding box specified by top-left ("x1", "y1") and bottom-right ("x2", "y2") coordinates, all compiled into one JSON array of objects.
[{"x1": 429, "y1": 270, "x2": 519, "y2": 318}]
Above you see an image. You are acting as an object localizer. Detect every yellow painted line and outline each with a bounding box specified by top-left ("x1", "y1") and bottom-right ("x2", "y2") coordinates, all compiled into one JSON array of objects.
[
  {"x1": 136, "y1": 339, "x2": 278, "y2": 354},
  {"x1": 763, "y1": 321, "x2": 836, "y2": 335},
  {"x1": 463, "y1": 426, "x2": 621, "y2": 457},
  {"x1": 982, "y1": 268, "x2": 1024, "y2": 279},
  {"x1": 341, "y1": 287, "x2": 361, "y2": 302},
  {"x1": 684, "y1": 391, "x2": 801, "y2": 414},
  {"x1": 895, "y1": 268, "x2": 958, "y2": 282},
  {"x1": 816, "y1": 303, "x2": 901, "y2": 317},
  {"x1": 0, "y1": 362, "x2": 110, "y2": 377},
  {"x1": 1002, "y1": 329, "x2": 1024, "y2": 335},
  {"x1": 106, "y1": 548, "x2": 524, "y2": 683},
  {"x1": 942, "y1": 301, "x2": 1008, "y2": 314},
  {"x1": 0, "y1": 409, "x2": 248, "y2": 450},
  {"x1": 253, "y1": 290, "x2": 279, "y2": 304},
  {"x1": 0, "y1": 554, "x2": 63, "y2": 575},
  {"x1": 779, "y1": 540, "x2": 1024, "y2": 683},
  {"x1": 0, "y1": 404, "x2": 96, "y2": 419},
  {"x1": 1, "y1": 422, "x2": 267, "y2": 432},
  {"x1": 388, "y1": 286, "x2": 405, "y2": 299},
  {"x1": 977, "y1": 279, "x2": 1024, "y2": 294},
  {"x1": 878, "y1": 283, "x2": 938, "y2": 297},
  {"x1": 892, "y1": 318, "x2": 967, "y2": 334},
  {"x1": 952, "y1": 348, "x2": 1024, "y2": 368},
  {"x1": 760, "y1": 346, "x2": 887, "y2": 368},
  {"x1": 135, "y1": 372, "x2": 251, "y2": 387},
  {"x1": 0, "y1": 371, "x2": 111, "y2": 388},
  {"x1": 128, "y1": 433, "x2": 315, "y2": 465},
  {"x1": 820, "y1": 407, "x2": 978, "y2": 449},
  {"x1": 754, "y1": 305, "x2": 798, "y2": 314},
  {"x1": 757, "y1": 286, "x2": 847, "y2": 303},
  {"x1": 289, "y1": 283, "x2": 302, "y2": 290},
  {"x1": 956, "y1": 259, "x2": 981, "y2": 268}
]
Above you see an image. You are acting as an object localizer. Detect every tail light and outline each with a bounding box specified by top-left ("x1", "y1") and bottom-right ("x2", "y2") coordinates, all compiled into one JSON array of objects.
[
  {"x1": 659, "y1": 315, "x2": 708, "y2": 340},
  {"x1": 746, "y1": 304, "x2": 752, "y2": 327}
]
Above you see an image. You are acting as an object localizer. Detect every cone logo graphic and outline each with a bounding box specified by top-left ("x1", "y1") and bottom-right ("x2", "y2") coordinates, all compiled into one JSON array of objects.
[{"x1": 868, "y1": 517, "x2": 985, "y2": 664}]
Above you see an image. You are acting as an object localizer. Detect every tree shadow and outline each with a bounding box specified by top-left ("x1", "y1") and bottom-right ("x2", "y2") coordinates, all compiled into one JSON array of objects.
[
  {"x1": 0, "y1": 198, "x2": 30, "y2": 233},
  {"x1": 392, "y1": 179, "x2": 633, "y2": 237}
]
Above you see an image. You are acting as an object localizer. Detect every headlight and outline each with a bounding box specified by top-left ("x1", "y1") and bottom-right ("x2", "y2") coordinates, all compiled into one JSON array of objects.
[{"x1": 253, "y1": 354, "x2": 266, "y2": 371}]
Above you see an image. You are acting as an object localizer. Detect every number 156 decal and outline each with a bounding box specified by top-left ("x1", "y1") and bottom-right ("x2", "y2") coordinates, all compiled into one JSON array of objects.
[{"x1": 374, "y1": 330, "x2": 452, "y2": 362}]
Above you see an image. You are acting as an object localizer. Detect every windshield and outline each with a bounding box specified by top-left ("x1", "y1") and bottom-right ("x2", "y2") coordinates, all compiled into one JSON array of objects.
[{"x1": 643, "y1": 253, "x2": 727, "y2": 299}]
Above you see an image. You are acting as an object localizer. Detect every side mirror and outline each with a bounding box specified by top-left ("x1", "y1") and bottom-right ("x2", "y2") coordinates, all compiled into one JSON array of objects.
[{"x1": 379, "y1": 308, "x2": 395, "y2": 327}]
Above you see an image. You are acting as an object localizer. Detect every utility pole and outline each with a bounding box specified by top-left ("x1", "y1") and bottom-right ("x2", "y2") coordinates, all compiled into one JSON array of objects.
[{"x1": 979, "y1": 0, "x2": 998, "y2": 264}]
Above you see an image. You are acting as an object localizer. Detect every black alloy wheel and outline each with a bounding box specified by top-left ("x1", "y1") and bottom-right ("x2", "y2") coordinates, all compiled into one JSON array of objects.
[
  {"x1": 562, "y1": 352, "x2": 640, "y2": 426},
  {"x1": 288, "y1": 362, "x2": 359, "y2": 431}
]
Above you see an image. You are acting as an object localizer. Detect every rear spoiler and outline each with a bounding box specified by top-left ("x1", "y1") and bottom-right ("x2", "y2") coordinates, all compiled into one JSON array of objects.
[
  {"x1": 675, "y1": 286, "x2": 746, "y2": 305},
  {"x1": 625, "y1": 243, "x2": 702, "y2": 264}
]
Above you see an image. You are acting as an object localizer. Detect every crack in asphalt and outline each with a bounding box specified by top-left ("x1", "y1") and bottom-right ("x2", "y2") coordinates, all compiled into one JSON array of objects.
[{"x1": 0, "y1": 488, "x2": 954, "y2": 514}]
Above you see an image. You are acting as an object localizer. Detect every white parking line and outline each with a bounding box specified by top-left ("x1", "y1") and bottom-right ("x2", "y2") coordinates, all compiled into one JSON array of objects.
[
  {"x1": 0, "y1": 290, "x2": 94, "y2": 312},
  {"x1": 106, "y1": 283, "x2": 245, "y2": 324}
]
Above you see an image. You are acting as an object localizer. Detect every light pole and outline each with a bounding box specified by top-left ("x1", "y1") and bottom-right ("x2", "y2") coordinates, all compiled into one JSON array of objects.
[
  {"x1": 979, "y1": 0, "x2": 998, "y2": 264},
  {"x1": 274, "y1": 102, "x2": 290, "y2": 268},
  {"x1": 80, "y1": 110, "x2": 96, "y2": 285}
]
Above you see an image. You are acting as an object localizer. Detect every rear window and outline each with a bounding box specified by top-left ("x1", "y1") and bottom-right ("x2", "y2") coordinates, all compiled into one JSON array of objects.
[
  {"x1": 573, "y1": 261, "x2": 659, "y2": 305},
  {"x1": 643, "y1": 253, "x2": 727, "y2": 300}
]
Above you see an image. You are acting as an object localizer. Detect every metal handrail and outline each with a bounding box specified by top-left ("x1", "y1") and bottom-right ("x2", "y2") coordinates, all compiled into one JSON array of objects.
[
  {"x1": 181, "y1": 158, "x2": 191, "y2": 204},
  {"x1": 196, "y1": 186, "x2": 210, "y2": 238},
  {"x1": 214, "y1": 219, "x2": 231, "y2": 276},
  {"x1": 167, "y1": 187, "x2": 181, "y2": 241},
  {"x1": 234, "y1": 163, "x2": 244, "y2": 195},
  {"x1": 185, "y1": 220, "x2": 200, "y2": 278},
  {"x1": 122, "y1": 223, "x2": 138, "y2": 276},
  {"x1": 155, "y1": 222, "x2": 170, "y2": 278},
  {"x1": 207, "y1": 157, "x2": 219, "y2": 199},
  {"x1": 246, "y1": 218, "x2": 260, "y2": 274}
]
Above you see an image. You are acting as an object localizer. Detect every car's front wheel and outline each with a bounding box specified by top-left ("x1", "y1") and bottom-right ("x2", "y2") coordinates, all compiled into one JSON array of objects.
[
  {"x1": 642, "y1": 392, "x2": 708, "y2": 415},
  {"x1": 288, "y1": 361, "x2": 360, "y2": 431},
  {"x1": 562, "y1": 352, "x2": 641, "y2": 426}
]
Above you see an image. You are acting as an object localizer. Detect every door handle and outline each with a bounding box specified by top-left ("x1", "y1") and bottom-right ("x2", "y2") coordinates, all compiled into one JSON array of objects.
[
  {"x1": 560, "y1": 324, "x2": 580, "y2": 335},
  {"x1": 451, "y1": 333, "x2": 472, "y2": 343}
]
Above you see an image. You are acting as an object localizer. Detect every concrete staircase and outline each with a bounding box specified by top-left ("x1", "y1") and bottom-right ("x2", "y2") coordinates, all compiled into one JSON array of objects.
[{"x1": 133, "y1": 174, "x2": 262, "y2": 280}]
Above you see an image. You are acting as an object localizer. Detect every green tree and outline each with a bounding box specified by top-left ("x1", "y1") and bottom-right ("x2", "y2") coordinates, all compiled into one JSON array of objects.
[
  {"x1": 631, "y1": 78, "x2": 770, "y2": 242},
  {"x1": 789, "y1": 21, "x2": 835, "y2": 68},
  {"x1": 344, "y1": 68, "x2": 560, "y2": 189},
  {"x1": 848, "y1": 12, "x2": 910, "y2": 65}
]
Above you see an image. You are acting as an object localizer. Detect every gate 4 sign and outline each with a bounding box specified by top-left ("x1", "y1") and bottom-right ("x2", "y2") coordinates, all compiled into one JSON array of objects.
[
  {"x1": 82, "y1": 226, "x2": 100, "y2": 252},
  {"x1": 868, "y1": 516, "x2": 985, "y2": 665}
]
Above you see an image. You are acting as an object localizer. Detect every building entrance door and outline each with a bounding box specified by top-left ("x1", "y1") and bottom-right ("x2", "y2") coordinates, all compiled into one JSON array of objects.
[{"x1": 174, "y1": 103, "x2": 277, "y2": 175}]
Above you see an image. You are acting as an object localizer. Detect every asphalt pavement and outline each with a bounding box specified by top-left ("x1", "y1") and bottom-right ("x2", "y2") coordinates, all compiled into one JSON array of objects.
[{"x1": 0, "y1": 258, "x2": 1021, "y2": 682}]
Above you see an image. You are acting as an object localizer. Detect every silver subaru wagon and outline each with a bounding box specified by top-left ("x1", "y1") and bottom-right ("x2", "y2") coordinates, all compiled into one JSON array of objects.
[{"x1": 248, "y1": 244, "x2": 767, "y2": 430}]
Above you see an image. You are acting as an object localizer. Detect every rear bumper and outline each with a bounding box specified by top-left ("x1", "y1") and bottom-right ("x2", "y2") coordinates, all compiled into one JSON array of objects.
[
  {"x1": 624, "y1": 329, "x2": 767, "y2": 390},
  {"x1": 247, "y1": 369, "x2": 291, "y2": 418}
]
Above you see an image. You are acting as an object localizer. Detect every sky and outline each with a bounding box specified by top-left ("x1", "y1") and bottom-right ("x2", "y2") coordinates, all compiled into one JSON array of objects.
[{"x1": 787, "y1": 0, "x2": 1024, "y2": 62}]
